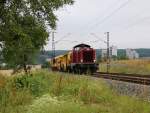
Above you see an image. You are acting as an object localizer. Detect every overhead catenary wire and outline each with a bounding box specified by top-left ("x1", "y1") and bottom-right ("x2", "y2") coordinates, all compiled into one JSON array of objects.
[
  {"x1": 108, "y1": 13, "x2": 150, "y2": 33},
  {"x1": 49, "y1": 0, "x2": 150, "y2": 50},
  {"x1": 55, "y1": 33, "x2": 71, "y2": 44},
  {"x1": 90, "y1": 33, "x2": 107, "y2": 44},
  {"x1": 79, "y1": 0, "x2": 133, "y2": 47},
  {"x1": 52, "y1": 0, "x2": 134, "y2": 49},
  {"x1": 80, "y1": 0, "x2": 132, "y2": 39},
  {"x1": 125, "y1": 16, "x2": 150, "y2": 30},
  {"x1": 55, "y1": 39, "x2": 79, "y2": 44},
  {"x1": 80, "y1": 0, "x2": 122, "y2": 30},
  {"x1": 89, "y1": 0, "x2": 132, "y2": 31}
]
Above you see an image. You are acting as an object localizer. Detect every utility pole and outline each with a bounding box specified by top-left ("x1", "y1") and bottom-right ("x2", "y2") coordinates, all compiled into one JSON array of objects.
[
  {"x1": 52, "y1": 31, "x2": 56, "y2": 64},
  {"x1": 106, "y1": 32, "x2": 110, "y2": 73},
  {"x1": 90, "y1": 33, "x2": 110, "y2": 73},
  {"x1": 51, "y1": 32, "x2": 71, "y2": 63}
]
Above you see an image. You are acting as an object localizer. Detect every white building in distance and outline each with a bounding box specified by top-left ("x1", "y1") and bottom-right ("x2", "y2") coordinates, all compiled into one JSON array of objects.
[
  {"x1": 101, "y1": 49, "x2": 107, "y2": 58},
  {"x1": 110, "y1": 46, "x2": 117, "y2": 57},
  {"x1": 101, "y1": 46, "x2": 118, "y2": 58},
  {"x1": 126, "y1": 49, "x2": 139, "y2": 59}
]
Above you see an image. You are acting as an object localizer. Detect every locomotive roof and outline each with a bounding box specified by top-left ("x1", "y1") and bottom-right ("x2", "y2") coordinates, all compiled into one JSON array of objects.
[{"x1": 73, "y1": 43, "x2": 91, "y2": 48}]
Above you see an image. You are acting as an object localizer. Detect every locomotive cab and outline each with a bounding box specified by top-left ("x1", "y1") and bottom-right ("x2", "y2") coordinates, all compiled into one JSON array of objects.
[
  {"x1": 71, "y1": 44, "x2": 98, "y2": 74},
  {"x1": 72, "y1": 44, "x2": 96, "y2": 64}
]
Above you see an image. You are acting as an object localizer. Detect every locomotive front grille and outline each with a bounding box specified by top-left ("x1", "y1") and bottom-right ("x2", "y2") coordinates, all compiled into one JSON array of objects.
[{"x1": 83, "y1": 51, "x2": 93, "y2": 63}]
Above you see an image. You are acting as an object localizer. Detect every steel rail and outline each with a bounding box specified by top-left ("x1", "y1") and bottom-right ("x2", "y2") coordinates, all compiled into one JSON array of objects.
[
  {"x1": 92, "y1": 72, "x2": 150, "y2": 85},
  {"x1": 97, "y1": 72, "x2": 150, "y2": 78}
]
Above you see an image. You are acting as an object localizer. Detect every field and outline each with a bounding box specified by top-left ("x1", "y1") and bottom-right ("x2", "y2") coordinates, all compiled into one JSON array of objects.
[
  {"x1": 0, "y1": 70, "x2": 150, "y2": 113},
  {"x1": 0, "y1": 70, "x2": 13, "y2": 76},
  {"x1": 100, "y1": 59, "x2": 150, "y2": 75}
]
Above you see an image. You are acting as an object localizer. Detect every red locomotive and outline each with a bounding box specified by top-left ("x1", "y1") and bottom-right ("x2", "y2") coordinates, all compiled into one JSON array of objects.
[
  {"x1": 70, "y1": 43, "x2": 98, "y2": 73},
  {"x1": 51, "y1": 43, "x2": 98, "y2": 74}
]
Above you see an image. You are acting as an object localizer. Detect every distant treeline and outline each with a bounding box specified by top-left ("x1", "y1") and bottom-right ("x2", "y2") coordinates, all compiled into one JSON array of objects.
[{"x1": 35, "y1": 49, "x2": 150, "y2": 64}]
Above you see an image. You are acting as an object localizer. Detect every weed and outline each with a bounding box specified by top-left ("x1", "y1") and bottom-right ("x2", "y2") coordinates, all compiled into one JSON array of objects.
[{"x1": 0, "y1": 70, "x2": 150, "y2": 113}]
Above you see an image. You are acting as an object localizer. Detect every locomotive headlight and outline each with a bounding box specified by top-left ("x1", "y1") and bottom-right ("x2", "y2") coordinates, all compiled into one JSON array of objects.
[
  {"x1": 81, "y1": 59, "x2": 83, "y2": 63},
  {"x1": 94, "y1": 59, "x2": 96, "y2": 62}
]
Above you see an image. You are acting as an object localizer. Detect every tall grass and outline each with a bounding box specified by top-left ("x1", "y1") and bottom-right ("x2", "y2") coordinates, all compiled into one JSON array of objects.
[
  {"x1": 0, "y1": 70, "x2": 150, "y2": 113},
  {"x1": 100, "y1": 59, "x2": 150, "y2": 75},
  {"x1": 0, "y1": 71, "x2": 53, "y2": 113}
]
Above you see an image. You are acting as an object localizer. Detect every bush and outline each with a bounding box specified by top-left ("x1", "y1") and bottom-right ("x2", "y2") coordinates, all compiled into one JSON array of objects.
[{"x1": 0, "y1": 70, "x2": 53, "y2": 113}]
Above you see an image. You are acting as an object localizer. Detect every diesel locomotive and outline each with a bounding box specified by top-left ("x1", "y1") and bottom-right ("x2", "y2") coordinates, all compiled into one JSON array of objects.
[{"x1": 51, "y1": 43, "x2": 98, "y2": 74}]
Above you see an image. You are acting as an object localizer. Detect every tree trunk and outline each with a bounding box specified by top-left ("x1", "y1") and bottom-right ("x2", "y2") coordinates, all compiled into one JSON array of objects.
[{"x1": 23, "y1": 63, "x2": 28, "y2": 74}]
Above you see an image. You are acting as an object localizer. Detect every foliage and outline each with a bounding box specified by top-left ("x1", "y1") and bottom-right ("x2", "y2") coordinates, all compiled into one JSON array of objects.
[
  {"x1": 0, "y1": 71, "x2": 53, "y2": 113},
  {"x1": 0, "y1": 70, "x2": 150, "y2": 113},
  {"x1": 2, "y1": 15, "x2": 49, "y2": 72},
  {"x1": 42, "y1": 61, "x2": 51, "y2": 68},
  {"x1": 0, "y1": 0, "x2": 74, "y2": 30},
  {"x1": 0, "y1": 0, "x2": 74, "y2": 72}
]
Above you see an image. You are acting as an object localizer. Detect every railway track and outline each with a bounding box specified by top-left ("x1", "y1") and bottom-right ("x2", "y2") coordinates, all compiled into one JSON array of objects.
[{"x1": 92, "y1": 72, "x2": 150, "y2": 85}]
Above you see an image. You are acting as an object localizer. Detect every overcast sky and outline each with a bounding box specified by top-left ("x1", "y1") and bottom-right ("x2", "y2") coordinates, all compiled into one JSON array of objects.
[{"x1": 45, "y1": 0, "x2": 150, "y2": 50}]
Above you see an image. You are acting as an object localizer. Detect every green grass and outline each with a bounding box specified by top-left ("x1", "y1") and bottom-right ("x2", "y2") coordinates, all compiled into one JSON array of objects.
[
  {"x1": 0, "y1": 70, "x2": 150, "y2": 113},
  {"x1": 100, "y1": 59, "x2": 150, "y2": 75}
]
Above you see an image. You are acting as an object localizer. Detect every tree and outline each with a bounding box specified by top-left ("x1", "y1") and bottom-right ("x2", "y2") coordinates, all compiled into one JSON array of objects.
[
  {"x1": 0, "y1": 0, "x2": 74, "y2": 30},
  {"x1": 0, "y1": 0, "x2": 74, "y2": 73},
  {"x1": 2, "y1": 15, "x2": 49, "y2": 72}
]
